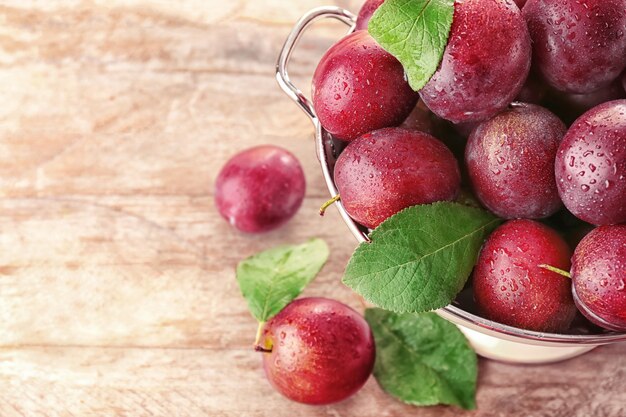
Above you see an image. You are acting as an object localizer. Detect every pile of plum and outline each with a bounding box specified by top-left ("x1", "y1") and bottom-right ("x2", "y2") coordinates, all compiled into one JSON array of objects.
[
  {"x1": 217, "y1": 0, "x2": 625, "y2": 341},
  {"x1": 214, "y1": 0, "x2": 626, "y2": 406},
  {"x1": 315, "y1": 0, "x2": 626, "y2": 334}
]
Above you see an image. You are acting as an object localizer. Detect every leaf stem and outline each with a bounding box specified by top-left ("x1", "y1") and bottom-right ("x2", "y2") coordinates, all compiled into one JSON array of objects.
[
  {"x1": 253, "y1": 321, "x2": 272, "y2": 353},
  {"x1": 539, "y1": 264, "x2": 571, "y2": 278},
  {"x1": 319, "y1": 194, "x2": 341, "y2": 216},
  {"x1": 254, "y1": 321, "x2": 265, "y2": 346}
]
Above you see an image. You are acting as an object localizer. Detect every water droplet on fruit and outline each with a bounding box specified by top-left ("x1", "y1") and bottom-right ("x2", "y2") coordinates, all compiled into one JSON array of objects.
[
  {"x1": 617, "y1": 280, "x2": 625, "y2": 291},
  {"x1": 569, "y1": 156, "x2": 575, "y2": 167},
  {"x1": 600, "y1": 279, "x2": 608, "y2": 287},
  {"x1": 589, "y1": 164, "x2": 596, "y2": 172},
  {"x1": 605, "y1": 180, "x2": 611, "y2": 189},
  {"x1": 280, "y1": 331, "x2": 286, "y2": 339},
  {"x1": 581, "y1": 184, "x2": 590, "y2": 192}
]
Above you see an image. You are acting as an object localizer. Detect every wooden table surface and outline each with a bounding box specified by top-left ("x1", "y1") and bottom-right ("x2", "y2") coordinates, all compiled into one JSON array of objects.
[{"x1": 0, "y1": 1, "x2": 624, "y2": 416}]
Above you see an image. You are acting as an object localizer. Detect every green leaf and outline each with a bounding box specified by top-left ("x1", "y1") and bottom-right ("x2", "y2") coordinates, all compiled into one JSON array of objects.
[
  {"x1": 343, "y1": 202, "x2": 502, "y2": 313},
  {"x1": 365, "y1": 308, "x2": 477, "y2": 410},
  {"x1": 368, "y1": 0, "x2": 455, "y2": 91},
  {"x1": 236, "y1": 238, "x2": 329, "y2": 322}
]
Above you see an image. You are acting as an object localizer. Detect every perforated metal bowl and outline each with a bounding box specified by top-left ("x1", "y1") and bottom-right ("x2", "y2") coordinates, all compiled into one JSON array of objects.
[{"x1": 276, "y1": 6, "x2": 626, "y2": 363}]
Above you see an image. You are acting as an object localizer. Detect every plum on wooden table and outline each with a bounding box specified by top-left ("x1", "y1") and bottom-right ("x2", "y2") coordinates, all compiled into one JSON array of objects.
[
  {"x1": 215, "y1": 146, "x2": 305, "y2": 233},
  {"x1": 260, "y1": 298, "x2": 375, "y2": 405}
]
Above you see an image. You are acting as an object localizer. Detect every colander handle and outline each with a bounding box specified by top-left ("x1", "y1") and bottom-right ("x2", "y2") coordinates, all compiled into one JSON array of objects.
[{"x1": 276, "y1": 7, "x2": 356, "y2": 125}]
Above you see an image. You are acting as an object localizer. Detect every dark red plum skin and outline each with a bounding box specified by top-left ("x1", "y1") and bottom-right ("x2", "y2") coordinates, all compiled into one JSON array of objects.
[
  {"x1": 516, "y1": 71, "x2": 548, "y2": 105},
  {"x1": 572, "y1": 225, "x2": 626, "y2": 332},
  {"x1": 312, "y1": 31, "x2": 418, "y2": 141},
  {"x1": 214, "y1": 146, "x2": 305, "y2": 233},
  {"x1": 355, "y1": 0, "x2": 384, "y2": 31},
  {"x1": 334, "y1": 128, "x2": 461, "y2": 229},
  {"x1": 545, "y1": 79, "x2": 626, "y2": 125},
  {"x1": 473, "y1": 220, "x2": 576, "y2": 333},
  {"x1": 555, "y1": 100, "x2": 626, "y2": 226},
  {"x1": 523, "y1": 0, "x2": 626, "y2": 94},
  {"x1": 420, "y1": 0, "x2": 531, "y2": 123},
  {"x1": 400, "y1": 100, "x2": 438, "y2": 135},
  {"x1": 401, "y1": 101, "x2": 466, "y2": 158},
  {"x1": 453, "y1": 121, "x2": 479, "y2": 138},
  {"x1": 261, "y1": 298, "x2": 375, "y2": 405},
  {"x1": 466, "y1": 103, "x2": 566, "y2": 219},
  {"x1": 561, "y1": 80, "x2": 626, "y2": 115},
  {"x1": 514, "y1": 0, "x2": 527, "y2": 8}
]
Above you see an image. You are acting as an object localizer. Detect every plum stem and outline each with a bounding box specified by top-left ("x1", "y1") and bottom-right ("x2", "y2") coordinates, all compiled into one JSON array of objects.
[
  {"x1": 539, "y1": 264, "x2": 572, "y2": 278},
  {"x1": 319, "y1": 194, "x2": 341, "y2": 216},
  {"x1": 253, "y1": 321, "x2": 273, "y2": 353},
  {"x1": 254, "y1": 321, "x2": 265, "y2": 345}
]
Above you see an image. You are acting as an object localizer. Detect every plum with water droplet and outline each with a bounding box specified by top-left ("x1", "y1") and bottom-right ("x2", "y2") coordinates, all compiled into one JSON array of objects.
[
  {"x1": 214, "y1": 146, "x2": 305, "y2": 233},
  {"x1": 420, "y1": 0, "x2": 531, "y2": 123},
  {"x1": 334, "y1": 127, "x2": 461, "y2": 229},
  {"x1": 473, "y1": 219, "x2": 576, "y2": 332},
  {"x1": 571, "y1": 225, "x2": 626, "y2": 332},
  {"x1": 466, "y1": 102, "x2": 566, "y2": 219},
  {"x1": 259, "y1": 297, "x2": 375, "y2": 405},
  {"x1": 355, "y1": 0, "x2": 384, "y2": 31},
  {"x1": 523, "y1": 0, "x2": 626, "y2": 94},
  {"x1": 555, "y1": 99, "x2": 626, "y2": 225},
  {"x1": 312, "y1": 30, "x2": 418, "y2": 141}
]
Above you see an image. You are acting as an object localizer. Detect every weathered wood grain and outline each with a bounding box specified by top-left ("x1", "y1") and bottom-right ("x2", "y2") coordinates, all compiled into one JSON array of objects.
[
  {"x1": 0, "y1": 196, "x2": 360, "y2": 348},
  {"x1": 0, "y1": 0, "x2": 624, "y2": 416},
  {"x1": 1, "y1": 345, "x2": 624, "y2": 417}
]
